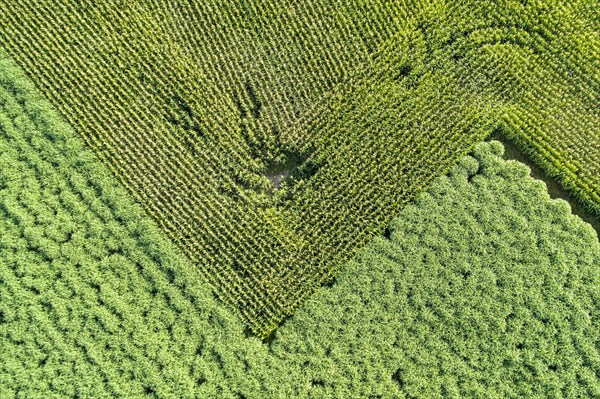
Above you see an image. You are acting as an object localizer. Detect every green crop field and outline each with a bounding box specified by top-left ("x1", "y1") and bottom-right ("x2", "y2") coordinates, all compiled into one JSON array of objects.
[
  {"x1": 1, "y1": 0, "x2": 599, "y2": 396},
  {"x1": 1, "y1": 1, "x2": 597, "y2": 337},
  {"x1": 1, "y1": 63, "x2": 598, "y2": 395}
]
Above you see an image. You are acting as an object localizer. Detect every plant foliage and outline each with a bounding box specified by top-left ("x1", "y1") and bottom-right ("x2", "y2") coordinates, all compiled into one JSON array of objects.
[
  {"x1": 1, "y1": 59, "x2": 598, "y2": 396},
  {"x1": 0, "y1": 0, "x2": 597, "y2": 338}
]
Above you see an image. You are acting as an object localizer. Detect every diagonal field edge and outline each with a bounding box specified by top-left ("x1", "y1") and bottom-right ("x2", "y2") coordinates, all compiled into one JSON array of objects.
[
  {"x1": 1, "y1": 0, "x2": 598, "y2": 338},
  {"x1": 2, "y1": 68, "x2": 599, "y2": 395}
]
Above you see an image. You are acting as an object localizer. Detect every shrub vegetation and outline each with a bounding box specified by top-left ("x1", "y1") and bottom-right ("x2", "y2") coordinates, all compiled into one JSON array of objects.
[
  {"x1": 1, "y1": 1, "x2": 597, "y2": 336},
  {"x1": 1, "y1": 55, "x2": 598, "y2": 396}
]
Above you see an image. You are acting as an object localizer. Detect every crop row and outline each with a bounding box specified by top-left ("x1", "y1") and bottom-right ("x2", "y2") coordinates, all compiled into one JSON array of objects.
[{"x1": 0, "y1": 0, "x2": 597, "y2": 337}]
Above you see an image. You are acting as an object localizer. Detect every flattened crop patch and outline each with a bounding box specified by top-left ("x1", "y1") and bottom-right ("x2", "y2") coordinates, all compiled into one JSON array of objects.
[{"x1": 1, "y1": 0, "x2": 597, "y2": 338}]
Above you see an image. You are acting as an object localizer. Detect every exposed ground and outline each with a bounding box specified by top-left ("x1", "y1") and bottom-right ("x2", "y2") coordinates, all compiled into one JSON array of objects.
[{"x1": 1, "y1": 1, "x2": 597, "y2": 337}]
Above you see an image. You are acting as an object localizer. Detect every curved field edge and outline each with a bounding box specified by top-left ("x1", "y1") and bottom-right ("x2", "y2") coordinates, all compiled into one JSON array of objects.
[
  {"x1": 498, "y1": 124, "x2": 600, "y2": 218},
  {"x1": 2, "y1": 53, "x2": 600, "y2": 398},
  {"x1": 488, "y1": 131, "x2": 600, "y2": 234},
  {"x1": 0, "y1": 0, "x2": 440, "y2": 337},
  {"x1": 2, "y1": 1, "x2": 597, "y2": 337},
  {"x1": 449, "y1": 0, "x2": 600, "y2": 218}
]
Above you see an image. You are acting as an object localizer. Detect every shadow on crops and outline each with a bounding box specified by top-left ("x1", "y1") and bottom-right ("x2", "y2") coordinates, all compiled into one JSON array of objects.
[{"x1": 488, "y1": 129, "x2": 600, "y2": 237}]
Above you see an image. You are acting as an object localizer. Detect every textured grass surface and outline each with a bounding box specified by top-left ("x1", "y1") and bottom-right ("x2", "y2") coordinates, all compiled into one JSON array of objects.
[
  {"x1": 2, "y1": 57, "x2": 599, "y2": 397},
  {"x1": 2, "y1": 1, "x2": 597, "y2": 336}
]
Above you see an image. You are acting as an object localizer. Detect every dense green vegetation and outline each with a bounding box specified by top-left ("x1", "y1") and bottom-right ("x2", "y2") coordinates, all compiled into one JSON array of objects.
[
  {"x1": 1, "y1": 1, "x2": 597, "y2": 336},
  {"x1": 2, "y1": 54, "x2": 598, "y2": 397}
]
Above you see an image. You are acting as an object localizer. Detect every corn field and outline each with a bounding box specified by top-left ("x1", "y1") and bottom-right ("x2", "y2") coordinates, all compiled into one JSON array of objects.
[{"x1": 0, "y1": 0, "x2": 597, "y2": 338}]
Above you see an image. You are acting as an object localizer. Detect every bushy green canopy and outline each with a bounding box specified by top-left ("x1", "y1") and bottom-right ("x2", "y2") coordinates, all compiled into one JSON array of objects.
[
  {"x1": 1, "y1": 1, "x2": 597, "y2": 336},
  {"x1": 1, "y1": 51, "x2": 598, "y2": 397}
]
